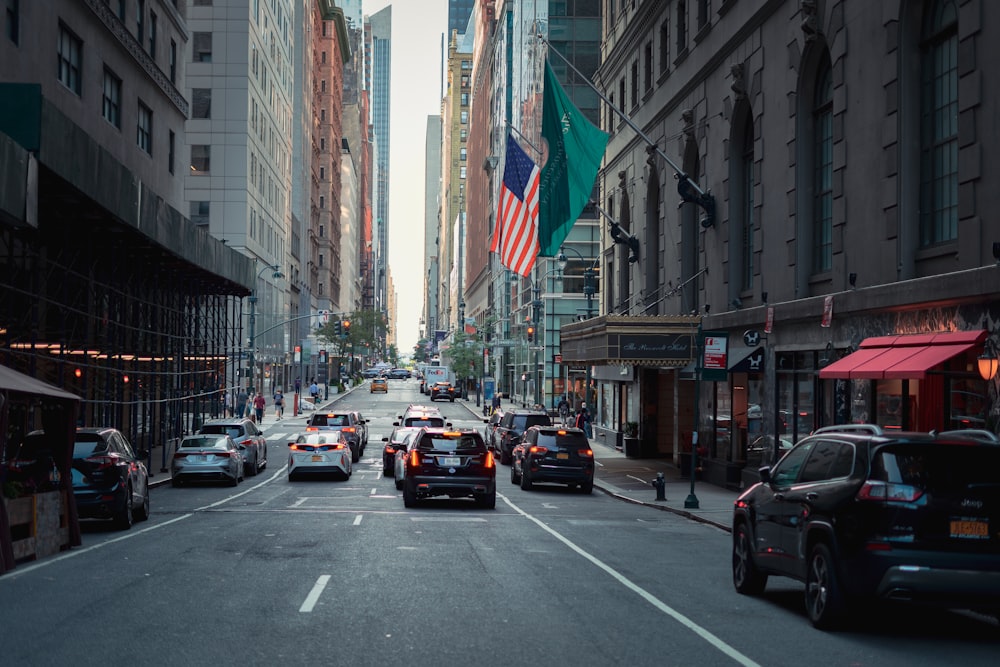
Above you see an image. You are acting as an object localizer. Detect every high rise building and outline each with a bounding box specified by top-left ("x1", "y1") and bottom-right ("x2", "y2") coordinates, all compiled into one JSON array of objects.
[
  {"x1": 367, "y1": 6, "x2": 391, "y2": 334},
  {"x1": 448, "y1": 0, "x2": 475, "y2": 35}
]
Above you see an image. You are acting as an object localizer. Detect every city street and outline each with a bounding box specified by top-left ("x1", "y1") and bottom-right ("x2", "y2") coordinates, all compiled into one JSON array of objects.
[{"x1": 2, "y1": 379, "x2": 998, "y2": 666}]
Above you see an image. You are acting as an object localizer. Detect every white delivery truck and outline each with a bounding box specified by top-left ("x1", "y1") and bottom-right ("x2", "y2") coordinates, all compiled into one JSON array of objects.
[{"x1": 422, "y1": 366, "x2": 453, "y2": 395}]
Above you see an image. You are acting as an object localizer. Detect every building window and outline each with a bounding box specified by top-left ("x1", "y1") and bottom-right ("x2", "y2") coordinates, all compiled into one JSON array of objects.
[
  {"x1": 659, "y1": 18, "x2": 669, "y2": 74},
  {"x1": 169, "y1": 39, "x2": 176, "y2": 83},
  {"x1": 320, "y1": 137, "x2": 325, "y2": 151},
  {"x1": 148, "y1": 11, "x2": 156, "y2": 58},
  {"x1": 919, "y1": 0, "x2": 958, "y2": 246},
  {"x1": 192, "y1": 88, "x2": 211, "y2": 118},
  {"x1": 319, "y1": 224, "x2": 324, "y2": 237},
  {"x1": 812, "y1": 60, "x2": 833, "y2": 274},
  {"x1": 6, "y1": 0, "x2": 19, "y2": 45},
  {"x1": 190, "y1": 200, "x2": 210, "y2": 226},
  {"x1": 321, "y1": 51, "x2": 327, "y2": 64},
  {"x1": 697, "y1": 0, "x2": 710, "y2": 31},
  {"x1": 460, "y1": 110, "x2": 468, "y2": 124},
  {"x1": 461, "y1": 92, "x2": 469, "y2": 106},
  {"x1": 740, "y1": 115, "x2": 754, "y2": 290},
  {"x1": 630, "y1": 61, "x2": 638, "y2": 107},
  {"x1": 137, "y1": 101, "x2": 152, "y2": 154},
  {"x1": 460, "y1": 128, "x2": 467, "y2": 141},
  {"x1": 190, "y1": 144, "x2": 210, "y2": 172},
  {"x1": 114, "y1": 0, "x2": 125, "y2": 20},
  {"x1": 318, "y1": 283, "x2": 324, "y2": 296},
  {"x1": 676, "y1": 0, "x2": 687, "y2": 54},
  {"x1": 319, "y1": 166, "x2": 325, "y2": 179},
  {"x1": 57, "y1": 23, "x2": 82, "y2": 95},
  {"x1": 644, "y1": 42, "x2": 653, "y2": 92},
  {"x1": 168, "y1": 130, "x2": 175, "y2": 174},
  {"x1": 320, "y1": 108, "x2": 326, "y2": 122},
  {"x1": 320, "y1": 79, "x2": 326, "y2": 92},
  {"x1": 460, "y1": 147, "x2": 467, "y2": 161},
  {"x1": 102, "y1": 67, "x2": 122, "y2": 128},
  {"x1": 319, "y1": 254, "x2": 324, "y2": 267},
  {"x1": 460, "y1": 166, "x2": 467, "y2": 179},
  {"x1": 194, "y1": 31, "x2": 212, "y2": 62},
  {"x1": 618, "y1": 78, "x2": 625, "y2": 113},
  {"x1": 136, "y1": 0, "x2": 145, "y2": 50},
  {"x1": 319, "y1": 195, "x2": 325, "y2": 209}
]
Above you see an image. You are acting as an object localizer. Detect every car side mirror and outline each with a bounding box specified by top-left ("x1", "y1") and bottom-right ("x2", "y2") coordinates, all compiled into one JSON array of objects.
[
  {"x1": 758, "y1": 466, "x2": 772, "y2": 484},
  {"x1": 393, "y1": 421, "x2": 400, "y2": 427},
  {"x1": 382, "y1": 436, "x2": 389, "y2": 442}
]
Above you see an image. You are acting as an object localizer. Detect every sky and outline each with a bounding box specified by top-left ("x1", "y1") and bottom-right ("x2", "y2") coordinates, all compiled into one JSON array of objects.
[{"x1": 363, "y1": 0, "x2": 449, "y2": 357}]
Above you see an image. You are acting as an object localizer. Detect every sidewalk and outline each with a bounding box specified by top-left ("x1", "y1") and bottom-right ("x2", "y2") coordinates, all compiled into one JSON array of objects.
[{"x1": 478, "y1": 396, "x2": 739, "y2": 532}]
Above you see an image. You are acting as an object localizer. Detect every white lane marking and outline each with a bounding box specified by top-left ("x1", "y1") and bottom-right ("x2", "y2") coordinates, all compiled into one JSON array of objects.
[
  {"x1": 370, "y1": 487, "x2": 377, "y2": 496},
  {"x1": 542, "y1": 503, "x2": 558, "y2": 509},
  {"x1": 627, "y1": 474, "x2": 649, "y2": 484},
  {"x1": 196, "y1": 466, "x2": 287, "y2": 511},
  {"x1": 409, "y1": 517, "x2": 487, "y2": 522},
  {"x1": 353, "y1": 515, "x2": 363, "y2": 525},
  {"x1": 299, "y1": 575, "x2": 331, "y2": 613},
  {"x1": 500, "y1": 493, "x2": 762, "y2": 667},
  {"x1": 291, "y1": 497, "x2": 307, "y2": 508}
]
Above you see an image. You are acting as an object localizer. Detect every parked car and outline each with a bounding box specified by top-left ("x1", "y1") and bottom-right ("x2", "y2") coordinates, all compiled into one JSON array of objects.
[
  {"x1": 388, "y1": 368, "x2": 411, "y2": 379},
  {"x1": 287, "y1": 431, "x2": 352, "y2": 480},
  {"x1": 399, "y1": 427, "x2": 496, "y2": 508},
  {"x1": 429, "y1": 381, "x2": 456, "y2": 402},
  {"x1": 198, "y1": 418, "x2": 267, "y2": 477},
  {"x1": 382, "y1": 426, "x2": 421, "y2": 476},
  {"x1": 511, "y1": 426, "x2": 595, "y2": 493},
  {"x1": 306, "y1": 411, "x2": 368, "y2": 462},
  {"x1": 66, "y1": 427, "x2": 151, "y2": 529},
  {"x1": 171, "y1": 434, "x2": 244, "y2": 487},
  {"x1": 494, "y1": 409, "x2": 552, "y2": 465},
  {"x1": 370, "y1": 377, "x2": 389, "y2": 393},
  {"x1": 484, "y1": 409, "x2": 505, "y2": 449},
  {"x1": 361, "y1": 368, "x2": 380, "y2": 379},
  {"x1": 731, "y1": 424, "x2": 1000, "y2": 629}
]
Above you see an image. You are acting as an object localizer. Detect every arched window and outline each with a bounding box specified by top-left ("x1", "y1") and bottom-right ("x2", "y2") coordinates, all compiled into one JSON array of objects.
[
  {"x1": 919, "y1": 0, "x2": 958, "y2": 246},
  {"x1": 812, "y1": 60, "x2": 833, "y2": 273},
  {"x1": 730, "y1": 101, "x2": 755, "y2": 295},
  {"x1": 740, "y1": 116, "x2": 754, "y2": 291}
]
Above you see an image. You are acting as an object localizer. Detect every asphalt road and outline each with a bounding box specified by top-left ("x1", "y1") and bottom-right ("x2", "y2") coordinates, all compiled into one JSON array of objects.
[{"x1": 2, "y1": 379, "x2": 998, "y2": 666}]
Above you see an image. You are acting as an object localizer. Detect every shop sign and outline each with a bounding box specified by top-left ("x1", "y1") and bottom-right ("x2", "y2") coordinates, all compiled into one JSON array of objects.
[{"x1": 701, "y1": 331, "x2": 729, "y2": 382}]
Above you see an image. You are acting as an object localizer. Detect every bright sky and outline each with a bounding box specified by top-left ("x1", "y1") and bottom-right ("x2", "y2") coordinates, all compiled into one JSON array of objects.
[{"x1": 364, "y1": 0, "x2": 449, "y2": 356}]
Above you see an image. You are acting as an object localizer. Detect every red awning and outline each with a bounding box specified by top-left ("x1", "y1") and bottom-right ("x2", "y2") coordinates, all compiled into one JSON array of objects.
[{"x1": 819, "y1": 330, "x2": 986, "y2": 380}]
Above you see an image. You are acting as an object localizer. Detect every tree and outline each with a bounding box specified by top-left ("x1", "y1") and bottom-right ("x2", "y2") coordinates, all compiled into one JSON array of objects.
[
  {"x1": 412, "y1": 338, "x2": 431, "y2": 364},
  {"x1": 442, "y1": 331, "x2": 483, "y2": 386}
]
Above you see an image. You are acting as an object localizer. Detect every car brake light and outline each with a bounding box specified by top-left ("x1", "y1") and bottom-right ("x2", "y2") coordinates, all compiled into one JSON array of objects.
[
  {"x1": 305, "y1": 427, "x2": 319, "y2": 432},
  {"x1": 213, "y1": 451, "x2": 232, "y2": 458},
  {"x1": 172, "y1": 452, "x2": 188, "y2": 458},
  {"x1": 85, "y1": 454, "x2": 120, "y2": 469},
  {"x1": 578, "y1": 448, "x2": 594, "y2": 458},
  {"x1": 239, "y1": 438, "x2": 254, "y2": 445},
  {"x1": 529, "y1": 446, "x2": 548, "y2": 455},
  {"x1": 342, "y1": 427, "x2": 356, "y2": 433},
  {"x1": 856, "y1": 480, "x2": 924, "y2": 503},
  {"x1": 409, "y1": 449, "x2": 421, "y2": 467},
  {"x1": 557, "y1": 430, "x2": 567, "y2": 435},
  {"x1": 385, "y1": 445, "x2": 395, "y2": 453},
  {"x1": 484, "y1": 450, "x2": 495, "y2": 468}
]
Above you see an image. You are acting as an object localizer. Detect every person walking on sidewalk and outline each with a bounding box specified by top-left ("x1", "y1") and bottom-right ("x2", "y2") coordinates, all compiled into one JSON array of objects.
[
  {"x1": 557, "y1": 395, "x2": 570, "y2": 426},
  {"x1": 252, "y1": 392, "x2": 266, "y2": 423},
  {"x1": 576, "y1": 403, "x2": 592, "y2": 438},
  {"x1": 273, "y1": 389, "x2": 284, "y2": 419}
]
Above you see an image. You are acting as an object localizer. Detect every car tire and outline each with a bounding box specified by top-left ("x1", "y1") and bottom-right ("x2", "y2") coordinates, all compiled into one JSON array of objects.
[
  {"x1": 500, "y1": 448, "x2": 512, "y2": 465},
  {"x1": 134, "y1": 490, "x2": 150, "y2": 521},
  {"x1": 351, "y1": 449, "x2": 360, "y2": 463},
  {"x1": 171, "y1": 478, "x2": 183, "y2": 487},
  {"x1": 477, "y1": 491, "x2": 496, "y2": 509},
  {"x1": 510, "y1": 463, "x2": 521, "y2": 485},
  {"x1": 520, "y1": 468, "x2": 533, "y2": 491},
  {"x1": 247, "y1": 455, "x2": 258, "y2": 477},
  {"x1": 805, "y1": 542, "x2": 848, "y2": 629},
  {"x1": 114, "y1": 487, "x2": 134, "y2": 530},
  {"x1": 383, "y1": 465, "x2": 393, "y2": 477},
  {"x1": 394, "y1": 477, "x2": 404, "y2": 490},
  {"x1": 732, "y1": 523, "x2": 768, "y2": 595},
  {"x1": 403, "y1": 482, "x2": 418, "y2": 508},
  {"x1": 579, "y1": 480, "x2": 593, "y2": 494}
]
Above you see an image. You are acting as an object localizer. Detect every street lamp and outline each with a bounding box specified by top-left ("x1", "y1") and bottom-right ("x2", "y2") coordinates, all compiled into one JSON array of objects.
[
  {"x1": 247, "y1": 263, "x2": 283, "y2": 394},
  {"x1": 558, "y1": 246, "x2": 598, "y2": 412}
]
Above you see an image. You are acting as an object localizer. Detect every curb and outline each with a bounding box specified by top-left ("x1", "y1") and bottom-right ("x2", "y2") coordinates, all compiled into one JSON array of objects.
[{"x1": 592, "y1": 482, "x2": 732, "y2": 533}]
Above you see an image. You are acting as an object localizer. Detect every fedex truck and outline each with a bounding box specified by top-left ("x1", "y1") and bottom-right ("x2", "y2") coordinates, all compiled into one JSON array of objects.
[{"x1": 422, "y1": 366, "x2": 453, "y2": 394}]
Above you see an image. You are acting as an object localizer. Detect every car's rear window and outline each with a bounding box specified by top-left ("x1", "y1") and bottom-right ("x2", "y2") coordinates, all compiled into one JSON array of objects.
[
  {"x1": 181, "y1": 436, "x2": 225, "y2": 449},
  {"x1": 535, "y1": 433, "x2": 590, "y2": 449},
  {"x1": 72, "y1": 435, "x2": 105, "y2": 458},
  {"x1": 405, "y1": 417, "x2": 445, "y2": 428},
  {"x1": 200, "y1": 424, "x2": 243, "y2": 438},
  {"x1": 417, "y1": 434, "x2": 485, "y2": 452},
  {"x1": 514, "y1": 414, "x2": 551, "y2": 430},
  {"x1": 312, "y1": 414, "x2": 349, "y2": 427},
  {"x1": 872, "y1": 443, "x2": 1000, "y2": 491}
]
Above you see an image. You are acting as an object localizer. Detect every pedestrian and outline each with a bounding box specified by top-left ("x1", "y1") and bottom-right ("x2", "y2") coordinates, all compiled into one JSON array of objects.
[
  {"x1": 580, "y1": 402, "x2": 593, "y2": 439},
  {"x1": 309, "y1": 380, "x2": 319, "y2": 402},
  {"x1": 236, "y1": 388, "x2": 248, "y2": 419},
  {"x1": 225, "y1": 390, "x2": 234, "y2": 417},
  {"x1": 294, "y1": 377, "x2": 301, "y2": 394},
  {"x1": 252, "y1": 392, "x2": 266, "y2": 423},
  {"x1": 557, "y1": 395, "x2": 570, "y2": 426},
  {"x1": 273, "y1": 388, "x2": 284, "y2": 419}
]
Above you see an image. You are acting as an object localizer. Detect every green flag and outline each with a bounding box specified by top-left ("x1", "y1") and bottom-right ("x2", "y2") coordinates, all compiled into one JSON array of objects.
[{"x1": 538, "y1": 59, "x2": 609, "y2": 257}]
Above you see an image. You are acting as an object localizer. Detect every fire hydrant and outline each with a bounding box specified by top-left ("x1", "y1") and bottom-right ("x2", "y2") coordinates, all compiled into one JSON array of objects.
[{"x1": 651, "y1": 472, "x2": 666, "y2": 501}]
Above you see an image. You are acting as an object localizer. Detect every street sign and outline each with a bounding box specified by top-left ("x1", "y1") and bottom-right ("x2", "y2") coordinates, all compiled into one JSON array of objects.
[{"x1": 493, "y1": 339, "x2": 518, "y2": 347}]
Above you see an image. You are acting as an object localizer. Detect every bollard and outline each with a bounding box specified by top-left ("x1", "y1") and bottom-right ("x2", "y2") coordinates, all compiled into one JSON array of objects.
[{"x1": 651, "y1": 471, "x2": 666, "y2": 501}]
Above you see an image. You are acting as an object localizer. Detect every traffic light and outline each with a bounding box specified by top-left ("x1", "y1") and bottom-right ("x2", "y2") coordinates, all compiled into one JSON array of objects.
[
  {"x1": 526, "y1": 326, "x2": 535, "y2": 343},
  {"x1": 342, "y1": 319, "x2": 350, "y2": 337},
  {"x1": 333, "y1": 320, "x2": 342, "y2": 336},
  {"x1": 318, "y1": 349, "x2": 327, "y2": 364}
]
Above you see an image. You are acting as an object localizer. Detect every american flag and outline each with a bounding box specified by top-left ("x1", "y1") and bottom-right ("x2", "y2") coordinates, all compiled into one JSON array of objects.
[{"x1": 490, "y1": 134, "x2": 539, "y2": 276}]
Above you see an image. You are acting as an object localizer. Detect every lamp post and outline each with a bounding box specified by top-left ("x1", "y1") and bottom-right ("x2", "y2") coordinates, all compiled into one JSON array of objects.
[
  {"x1": 558, "y1": 246, "x2": 597, "y2": 411},
  {"x1": 247, "y1": 263, "x2": 283, "y2": 395}
]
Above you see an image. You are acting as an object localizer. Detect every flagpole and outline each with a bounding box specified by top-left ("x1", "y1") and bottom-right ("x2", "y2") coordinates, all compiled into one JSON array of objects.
[
  {"x1": 505, "y1": 121, "x2": 543, "y2": 156},
  {"x1": 540, "y1": 35, "x2": 716, "y2": 226}
]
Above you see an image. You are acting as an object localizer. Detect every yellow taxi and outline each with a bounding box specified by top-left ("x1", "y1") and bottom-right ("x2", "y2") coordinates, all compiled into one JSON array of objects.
[{"x1": 370, "y1": 377, "x2": 388, "y2": 393}]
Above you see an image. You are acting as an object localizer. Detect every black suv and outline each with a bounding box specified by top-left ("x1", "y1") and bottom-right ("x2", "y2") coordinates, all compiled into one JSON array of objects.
[
  {"x1": 494, "y1": 409, "x2": 551, "y2": 464},
  {"x1": 511, "y1": 426, "x2": 595, "y2": 493},
  {"x1": 731, "y1": 424, "x2": 1000, "y2": 629},
  {"x1": 306, "y1": 411, "x2": 368, "y2": 462},
  {"x1": 399, "y1": 428, "x2": 496, "y2": 509}
]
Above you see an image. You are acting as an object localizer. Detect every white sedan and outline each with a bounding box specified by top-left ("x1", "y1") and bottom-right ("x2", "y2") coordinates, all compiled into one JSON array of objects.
[{"x1": 287, "y1": 432, "x2": 352, "y2": 480}]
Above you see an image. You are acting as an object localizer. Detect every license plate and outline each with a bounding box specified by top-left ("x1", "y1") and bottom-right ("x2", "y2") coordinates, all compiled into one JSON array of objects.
[
  {"x1": 950, "y1": 519, "x2": 989, "y2": 539},
  {"x1": 556, "y1": 453, "x2": 569, "y2": 460},
  {"x1": 311, "y1": 455, "x2": 324, "y2": 462},
  {"x1": 439, "y1": 457, "x2": 461, "y2": 466}
]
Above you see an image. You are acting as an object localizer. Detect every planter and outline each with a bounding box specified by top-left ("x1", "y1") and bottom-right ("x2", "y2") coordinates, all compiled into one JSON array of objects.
[
  {"x1": 3, "y1": 491, "x2": 70, "y2": 563},
  {"x1": 623, "y1": 437, "x2": 642, "y2": 458},
  {"x1": 701, "y1": 459, "x2": 746, "y2": 490}
]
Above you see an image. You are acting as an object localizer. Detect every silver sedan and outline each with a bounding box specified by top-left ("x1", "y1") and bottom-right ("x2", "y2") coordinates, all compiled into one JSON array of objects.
[
  {"x1": 287, "y1": 432, "x2": 353, "y2": 480},
  {"x1": 171, "y1": 434, "x2": 244, "y2": 486}
]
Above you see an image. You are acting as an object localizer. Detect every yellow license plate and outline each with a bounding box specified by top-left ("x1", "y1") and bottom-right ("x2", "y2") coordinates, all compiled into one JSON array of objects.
[
  {"x1": 556, "y1": 453, "x2": 569, "y2": 460},
  {"x1": 311, "y1": 455, "x2": 323, "y2": 462},
  {"x1": 950, "y1": 519, "x2": 989, "y2": 539}
]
